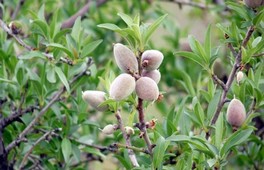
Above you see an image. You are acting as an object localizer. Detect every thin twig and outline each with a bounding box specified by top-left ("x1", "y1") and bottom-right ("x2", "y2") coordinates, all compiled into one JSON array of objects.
[
  {"x1": 253, "y1": 52, "x2": 264, "y2": 58},
  {"x1": 227, "y1": 42, "x2": 237, "y2": 57},
  {"x1": 11, "y1": 0, "x2": 26, "y2": 20},
  {"x1": 18, "y1": 128, "x2": 59, "y2": 170},
  {"x1": 61, "y1": 0, "x2": 108, "y2": 29},
  {"x1": 212, "y1": 74, "x2": 226, "y2": 90},
  {"x1": 210, "y1": 26, "x2": 255, "y2": 126},
  {"x1": 70, "y1": 137, "x2": 116, "y2": 153},
  {"x1": 0, "y1": 19, "x2": 74, "y2": 65},
  {"x1": 0, "y1": 105, "x2": 39, "y2": 130},
  {"x1": 115, "y1": 110, "x2": 139, "y2": 167},
  {"x1": 0, "y1": 19, "x2": 32, "y2": 51},
  {"x1": 6, "y1": 59, "x2": 92, "y2": 153},
  {"x1": 137, "y1": 98, "x2": 153, "y2": 156},
  {"x1": 164, "y1": 0, "x2": 209, "y2": 10},
  {"x1": 112, "y1": 143, "x2": 149, "y2": 154}
]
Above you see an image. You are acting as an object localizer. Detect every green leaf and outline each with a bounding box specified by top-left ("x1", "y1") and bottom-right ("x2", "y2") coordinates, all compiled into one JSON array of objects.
[
  {"x1": 205, "y1": 25, "x2": 211, "y2": 59},
  {"x1": 97, "y1": 23, "x2": 122, "y2": 31},
  {"x1": 61, "y1": 138, "x2": 72, "y2": 162},
  {"x1": 174, "y1": 51, "x2": 205, "y2": 69},
  {"x1": 215, "y1": 112, "x2": 224, "y2": 149},
  {"x1": 207, "y1": 90, "x2": 221, "y2": 121},
  {"x1": 0, "y1": 78, "x2": 16, "y2": 84},
  {"x1": 226, "y1": 1, "x2": 249, "y2": 20},
  {"x1": 46, "y1": 65, "x2": 56, "y2": 83},
  {"x1": 81, "y1": 39, "x2": 103, "y2": 58},
  {"x1": 38, "y1": 4, "x2": 46, "y2": 21},
  {"x1": 32, "y1": 19, "x2": 49, "y2": 38},
  {"x1": 188, "y1": 35, "x2": 208, "y2": 64},
  {"x1": 55, "y1": 67, "x2": 70, "y2": 92},
  {"x1": 117, "y1": 12, "x2": 133, "y2": 27},
  {"x1": 144, "y1": 14, "x2": 168, "y2": 44},
  {"x1": 48, "y1": 43, "x2": 73, "y2": 59},
  {"x1": 153, "y1": 136, "x2": 170, "y2": 169},
  {"x1": 71, "y1": 16, "x2": 82, "y2": 42},
  {"x1": 220, "y1": 127, "x2": 254, "y2": 157},
  {"x1": 192, "y1": 97, "x2": 205, "y2": 127},
  {"x1": 19, "y1": 51, "x2": 46, "y2": 60},
  {"x1": 54, "y1": 29, "x2": 71, "y2": 42}
]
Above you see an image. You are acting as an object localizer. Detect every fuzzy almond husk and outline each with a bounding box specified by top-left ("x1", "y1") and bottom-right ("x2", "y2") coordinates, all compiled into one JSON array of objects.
[
  {"x1": 136, "y1": 77, "x2": 159, "y2": 101},
  {"x1": 141, "y1": 50, "x2": 164, "y2": 71},
  {"x1": 82, "y1": 90, "x2": 107, "y2": 111},
  {"x1": 236, "y1": 71, "x2": 244, "y2": 83},
  {"x1": 110, "y1": 73, "x2": 136, "y2": 101},
  {"x1": 114, "y1": 43, "x2": 138, "y2": 74},
  {"x1": 102, "y1": 124, "x2": 118, "y2": 135},
  {"x1": 226, "y1": 98, "x2": 246, "y2": 127},
  {"x1": 141, "y1": 69, "x2": 161, "y2": 84}
]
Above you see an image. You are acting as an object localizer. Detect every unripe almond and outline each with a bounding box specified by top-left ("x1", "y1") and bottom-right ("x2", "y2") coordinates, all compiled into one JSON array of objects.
[
  {"x1": 226, "y1": 98, "x2": 246, "y2": 127},
  {"x1": 82, "y1": 90, "x2": 107, "y2": 111},
  {"x1": 236, "y1": 71, "x2": 244, "y2": 83},
  {"x1": 141, "y1": 50, "x2": 164, "y2": 71},
  {"x1": 114, "y1": 43, "x2": 138, "y2": 73},
  {"x1": 101, "y1": 124, "x2": 118, "y2": 135},
  {"x1": 124, "y1": 126, "x2": 135, "y2": 135},
  {"x1": 244, "y1": 0, "x2": 263, "y2": 8},
  {"x1": 141, "y1": 69, "x2": 161, "y2": 84},
  {"x1": 136, "y1": 77, "x2": 159, "y2": 101},
  {"x1": 109, "y1": 73, "x2": 136, "y2": 101}
]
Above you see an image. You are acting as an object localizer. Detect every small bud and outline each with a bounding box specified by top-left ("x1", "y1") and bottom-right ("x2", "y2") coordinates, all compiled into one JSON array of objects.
[
  {"x1": 226, "y1": 98, "x2": 246, "y2": 127},
  {"x1": 244, "y1": 0, "x2": 263, "y2": 8},
  {"x1": 236, "y1": 71, "x2": 244, "y2": 83},
  {"x1": 124, "y1": 126, "x2": 135, "y2": 135},
  {"x1": 109, "y1": 73, "x2": 136, "y2": 101},
  {"x1": 114, "y1": 43, "x2": 138, "y2": 73},
  {"x1": 136, "y1": 77, "x2": 159, "y2": 101},
  {"x1": 8, "y1": 21, "x2": 22, "y2": 35},
  {"x1": 141, "y1": 50, "x2": 164, "y2": 71},
  {"x1": 141, "y1": 69, "x2": 161, "y2": 84},
  {"x1": 82, "y1": 90, "x2": 107, "y2": 111},
  {"x1": 101, "y1": 124, "x2": 118, "y2": 135}
]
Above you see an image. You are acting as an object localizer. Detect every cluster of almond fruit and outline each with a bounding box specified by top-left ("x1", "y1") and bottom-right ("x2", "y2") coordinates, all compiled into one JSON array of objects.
[{"x1": 82, "y1": 43, "x2": 163, "y2": 134}]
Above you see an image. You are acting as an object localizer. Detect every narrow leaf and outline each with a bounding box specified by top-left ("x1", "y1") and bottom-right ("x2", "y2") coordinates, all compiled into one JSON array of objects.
[
  {"x1": 55, "y1": 67, "x2": 70, "y2": 92},
  {"x1": 61, "y1": 138, "x2": 72, "y2": 162}
]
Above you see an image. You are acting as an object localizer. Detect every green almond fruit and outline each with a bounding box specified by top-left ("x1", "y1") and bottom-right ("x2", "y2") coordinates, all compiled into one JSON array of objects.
[
  {"x1": 136, "y1": 77, "x2": 159, "y2": 101},
  {"x1": 109, "y1": 73, "x2": 136, "y2": 101},
  {"x1": 141, "y1": 50, "x2": 164, "y2": 71},
  {"x1": 226, "y1": 98, "x2": 246, "y2": 127},
  {"x1": 114, "y1": 43, "x2": 138, "y2": 74},
  {"x1": 82, "y1": 90, "x2": 107, "y2": 111},
  {"x1": 141, "y1": 69, "x2": 161, "y2": 84}
]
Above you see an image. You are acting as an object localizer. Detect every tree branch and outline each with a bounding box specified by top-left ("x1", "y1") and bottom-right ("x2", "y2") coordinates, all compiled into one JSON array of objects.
[
  {"x1": 115, "y1": 110, "x2": 139, "y2": 167},
  {"x1": 164, "y1": 0, "x2": 209, "y2": 10},
  {"x1": 18, "y1": 128, "x2": 60, "y2": 170},
  {"x1": 61, "y1": 0, "x2": 108, "y2": 29},
  {"x1": 11, "y1": 0, "x2": 26, "y2": 20},
  {"x1": 253, "y1": 52, "x2": 264, "y2": 58},
  {"x1": 0, "y1": 105, "x2": 39, "y2": 130},
  {"x1": 137, "y1": 98, "x2": 153, "y2": 156},
  {"x1": 6, "y1": 58, "x2": 93, "y2": 153},
  {"x1": 0, "y1": 19, "x2": 74, "y2": 65},
  {"x1": 112, "y1": 143, "x2": 149, "y2": 154},
  {"x1": 210, "y1": 26, "x2": 255, "y2": 126},
  {"x1": 212, "y1": 74, "x2": 226, "y2": 90}
]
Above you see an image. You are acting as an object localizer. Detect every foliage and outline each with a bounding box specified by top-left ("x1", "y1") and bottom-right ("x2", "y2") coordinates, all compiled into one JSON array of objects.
[{"x1": 0, "y1": 0, "x2": 263, "y2": 169}]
